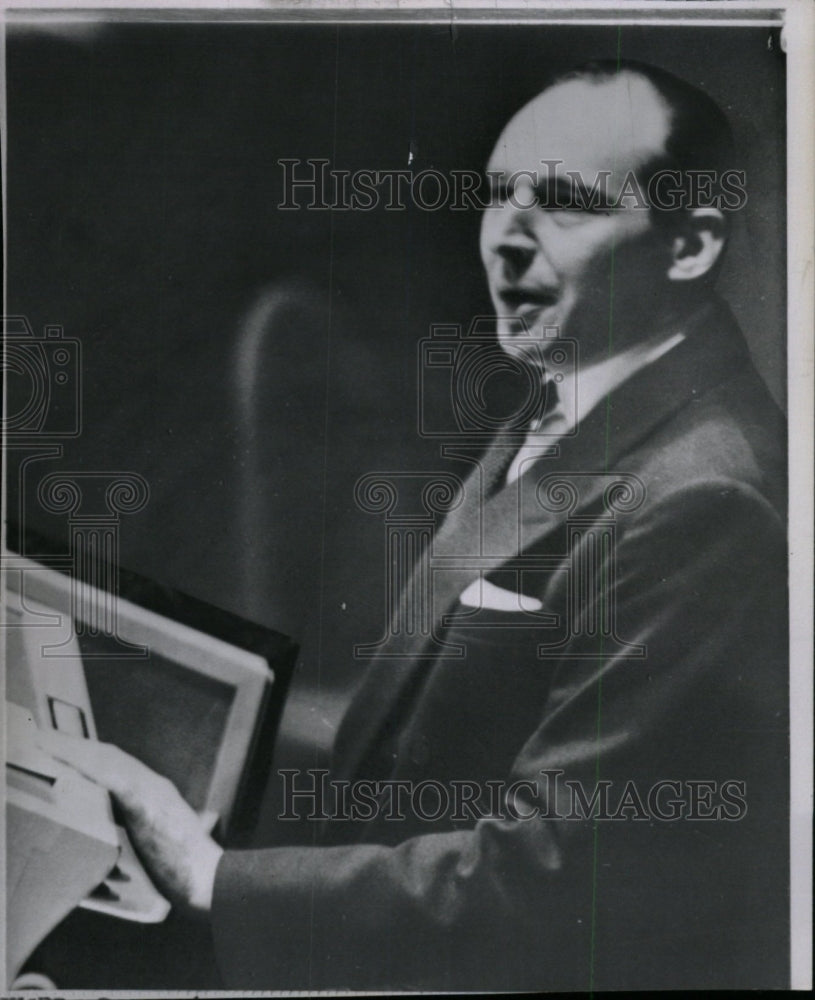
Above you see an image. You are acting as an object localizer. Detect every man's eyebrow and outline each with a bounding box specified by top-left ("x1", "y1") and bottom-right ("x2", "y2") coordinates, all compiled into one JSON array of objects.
[
  {"x1": 535, "y1": 177, "x2": 575, "y2": 204},
  {"x1": 484, "y1": 171, "x2": 615, "y2": 210},
  {"x1": 535, "y1": 175, "x2": 614, "y2": 209}
]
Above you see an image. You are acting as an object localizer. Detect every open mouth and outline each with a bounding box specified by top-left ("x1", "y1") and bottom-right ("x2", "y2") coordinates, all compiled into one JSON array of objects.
[{"x1": 498, "y1": 288, "x2": 558, "y2": 314}]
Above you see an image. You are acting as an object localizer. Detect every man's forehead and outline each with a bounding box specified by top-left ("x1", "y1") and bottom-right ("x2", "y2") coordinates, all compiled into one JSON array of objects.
[{"x1": 487, "y1": 74, "x2": 671, "y2": 180}]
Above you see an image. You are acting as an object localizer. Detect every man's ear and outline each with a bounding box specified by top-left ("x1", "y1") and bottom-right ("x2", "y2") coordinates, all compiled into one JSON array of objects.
[{"x1": 667, "y1": 208, "x2": 727, "y2": 281}]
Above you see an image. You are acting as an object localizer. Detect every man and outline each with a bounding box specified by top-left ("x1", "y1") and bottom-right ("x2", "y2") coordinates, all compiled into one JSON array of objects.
[{"x1": 41, "y1": 60, "x2": 788, "y2": 990}]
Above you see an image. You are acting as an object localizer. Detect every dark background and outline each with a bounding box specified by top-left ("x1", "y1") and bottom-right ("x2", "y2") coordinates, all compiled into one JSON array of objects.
[{"x1": 6, "y1": 22, "x2": 786, "y2": 843}]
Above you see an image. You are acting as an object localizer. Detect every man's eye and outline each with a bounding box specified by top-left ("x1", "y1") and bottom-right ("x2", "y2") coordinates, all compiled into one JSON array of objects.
[
  {"x1": 540, "y1": 200, "x2": 615, "y2": 223},
  {"x1": 542, "y1": 203, "x2": 589, "y2": 213},
  {"x1": 489, "y1": 180, "x2": 510, "y2": 202},
  {"x1": 548, "y1": 210, "x2": 595, "y2": 228},
  {"x1": 534, "y1": 191, "x2": 603, "y2": 214}
]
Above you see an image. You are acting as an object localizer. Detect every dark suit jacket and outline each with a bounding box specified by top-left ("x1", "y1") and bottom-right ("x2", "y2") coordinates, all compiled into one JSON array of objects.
[{"x1": 211, "y1": 298, "x2": 789, "y2": 991}]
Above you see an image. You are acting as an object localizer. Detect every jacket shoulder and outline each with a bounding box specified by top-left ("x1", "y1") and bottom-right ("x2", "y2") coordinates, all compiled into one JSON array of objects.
[{"x1": 623, "y1": 363, "x2": 786, "y2": 518}]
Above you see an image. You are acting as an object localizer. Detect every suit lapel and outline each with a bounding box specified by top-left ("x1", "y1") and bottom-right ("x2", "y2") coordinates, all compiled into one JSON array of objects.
[
  {"x1": 331, "y1": 433, "x2": 524, "y2": 783},
  {"x1": 332, "y1": 299, "x2": 750, "y2": 784},
  {"x1": 511, "y1": 298, "x2": 751, "y2": 557}
]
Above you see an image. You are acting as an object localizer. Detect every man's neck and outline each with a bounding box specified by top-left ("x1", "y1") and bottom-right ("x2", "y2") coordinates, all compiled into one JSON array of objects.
[
  {"x1": 505, "y1": 316, "x2": 696, "y2": 487},
  {"x1": 558, "y1": 327, "x2": 687, "y2": 431},
  {"x1": 553, "y1": 295, "x2": 719, "y2": 425}
]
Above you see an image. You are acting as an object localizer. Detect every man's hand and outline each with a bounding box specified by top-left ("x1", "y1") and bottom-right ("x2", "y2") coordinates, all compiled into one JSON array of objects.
[{"x1": 36, "y1": 729, "x2": 224, "y2": 918}]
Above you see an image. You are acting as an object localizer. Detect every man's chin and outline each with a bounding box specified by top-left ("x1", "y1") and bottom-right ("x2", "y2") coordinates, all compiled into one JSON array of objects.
[
  {"x1": 496, "y1": 335, "x2": 550, "y2": 369},
  {"x1": 497, "y1": 321, "x2": 565, "y2": 367}
]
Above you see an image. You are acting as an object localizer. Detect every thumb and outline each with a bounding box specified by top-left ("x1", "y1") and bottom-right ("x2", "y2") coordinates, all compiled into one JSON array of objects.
[{"x1": 35, "y1": 728, "x2": 152, "y2": 804}]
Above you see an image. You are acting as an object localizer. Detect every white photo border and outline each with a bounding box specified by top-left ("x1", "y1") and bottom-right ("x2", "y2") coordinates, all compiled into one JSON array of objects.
[{"x1": 1, "y1": 1, "x2": 812, "y2": 993}]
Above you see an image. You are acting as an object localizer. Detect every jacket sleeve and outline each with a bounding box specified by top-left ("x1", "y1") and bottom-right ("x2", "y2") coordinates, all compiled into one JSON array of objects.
[{"x1": 210, "y1": 480, "x2": 789, "y2": 991}]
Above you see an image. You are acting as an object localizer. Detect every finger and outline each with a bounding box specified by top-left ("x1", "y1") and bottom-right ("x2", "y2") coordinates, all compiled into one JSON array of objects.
[{"x1": 35, "y1": 728, "x2": 151, "y2": 802}]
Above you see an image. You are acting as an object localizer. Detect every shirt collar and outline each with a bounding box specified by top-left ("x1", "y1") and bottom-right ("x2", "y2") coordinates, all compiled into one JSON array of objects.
[{"x1": 546, "y1": 328, "x2": 687, "y2": 436}]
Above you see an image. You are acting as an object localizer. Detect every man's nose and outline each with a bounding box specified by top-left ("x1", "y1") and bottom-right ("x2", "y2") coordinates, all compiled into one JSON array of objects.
[
  {"x1": 496, "y1": 240, "x2": 536, "y2": 280},
  {"x1": 485, "y1": 193, "x2": 538, "y2": 279},
  {"x1": 487, "y1": 213, "x2": 537, "y2": 281}
]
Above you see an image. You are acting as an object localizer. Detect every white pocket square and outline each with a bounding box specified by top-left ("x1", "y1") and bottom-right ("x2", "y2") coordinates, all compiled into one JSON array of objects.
[{"x1": 459, "y1": 578, "x2": 543, "y2": 613}]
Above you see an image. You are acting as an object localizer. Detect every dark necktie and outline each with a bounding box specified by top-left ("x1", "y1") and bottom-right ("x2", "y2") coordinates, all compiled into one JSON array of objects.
[{"x1": 487, "y1": 377, "x2": 562, "y2": 495}]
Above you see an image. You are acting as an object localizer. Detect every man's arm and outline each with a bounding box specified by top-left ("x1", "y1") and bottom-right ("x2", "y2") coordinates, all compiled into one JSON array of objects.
[
  {"x1": 40, "y1": 480, "x2": 789, "y2": 990},
  {"x1": 207, "y1": 480, "x2": 788, "y2": 989}
]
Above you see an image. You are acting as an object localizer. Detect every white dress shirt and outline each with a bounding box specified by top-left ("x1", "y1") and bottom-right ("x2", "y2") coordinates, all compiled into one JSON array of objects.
[{"x1": 505, "y1": 330, "x2": 686, "y2": 485}]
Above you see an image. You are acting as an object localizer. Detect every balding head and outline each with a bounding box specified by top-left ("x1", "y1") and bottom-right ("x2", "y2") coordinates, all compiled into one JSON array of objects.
[
  {"x1": 490, "y1": 70, "x2": 671, "y2": 209},
  {"x1": 480, "y1": 60, "x2": 733, "y2": 363},
  {"x1": 544, "y1": 59, "x2": 738, "y2": 222}
]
